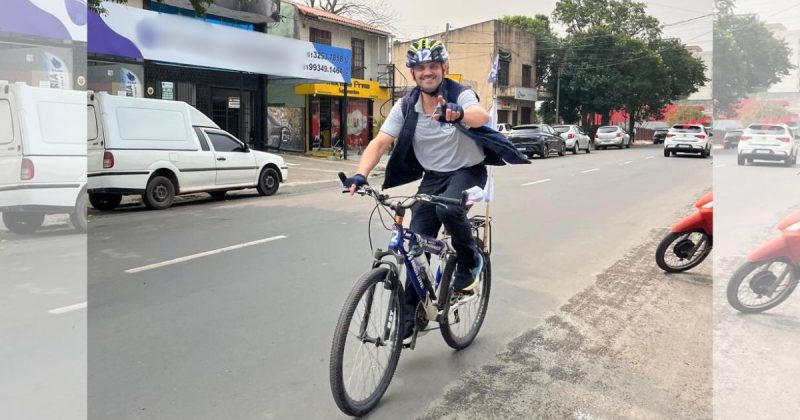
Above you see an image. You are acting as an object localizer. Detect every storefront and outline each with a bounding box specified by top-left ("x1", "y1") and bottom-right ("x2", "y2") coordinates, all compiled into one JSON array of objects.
[
  {"x1": 294, "y1": 79, "x2": 390, "y2": 152},
  {"x1": 0, "y1": 0, "x2": 87, "y2": 90},
  {"x1": 88, "y1": 2, "x2": 352, "y2": 150}
]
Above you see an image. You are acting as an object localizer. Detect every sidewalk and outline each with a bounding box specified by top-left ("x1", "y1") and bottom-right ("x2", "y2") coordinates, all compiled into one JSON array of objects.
[{"x1": 277, "y1": 150, "x2": 388, "y2": 194}]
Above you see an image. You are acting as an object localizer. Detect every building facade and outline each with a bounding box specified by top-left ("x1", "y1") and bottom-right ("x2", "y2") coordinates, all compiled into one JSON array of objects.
[
  {"x1": 269, "y1": 2, "x2": 391, "y2": 154},
  {"x1": 391, "y1": 20, "x2": 537, "y2": 126},
  {"x1": 87, "y1": 0, "x2": 374, "y2": 154}
]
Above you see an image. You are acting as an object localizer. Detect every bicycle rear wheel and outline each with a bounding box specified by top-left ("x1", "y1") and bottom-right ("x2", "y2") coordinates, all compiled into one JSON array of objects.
[
  {"x1": 440, "y1": 241, "x2": 492, "y2": 350},
  {"x1": 329, "y1": 267, "x2": 403, "y2": 417}
]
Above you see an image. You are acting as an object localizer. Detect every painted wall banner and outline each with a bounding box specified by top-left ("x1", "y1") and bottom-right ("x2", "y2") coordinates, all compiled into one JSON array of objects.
[
  {"x1": 0, "y1": 0, "x2": 87, "y2": 42},
  {"x1": 267, "y1": 107, "x2": 305, "y2": 152},
  {"x1": 89, "y1": 2, "x2": 352, "y2": 83},
  {"x1": 43, "y1": 52, "x2": 71, "y2": 90}
]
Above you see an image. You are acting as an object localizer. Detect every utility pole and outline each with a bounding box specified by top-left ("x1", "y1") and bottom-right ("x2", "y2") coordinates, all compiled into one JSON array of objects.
[
  {"x1": 444, "y1": 23, "x2": 450, "y2": 44},
  {"x1": 555, "y1": 67, "x2": 561, "y2": 125}
]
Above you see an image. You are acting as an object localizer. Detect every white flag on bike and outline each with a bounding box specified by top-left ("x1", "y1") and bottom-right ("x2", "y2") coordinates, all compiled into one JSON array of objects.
[{"x1": 483, "y1": 100, "x2": 498, "y2": 203}]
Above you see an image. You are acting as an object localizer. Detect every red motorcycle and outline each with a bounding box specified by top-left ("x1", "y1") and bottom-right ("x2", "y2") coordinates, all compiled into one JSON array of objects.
[
  {"x1": 727, "y1": 210, "x2": 800, "y2": 313},
  {"x1": 656, "y1": 192, "x2": 713, "y2": 273}
]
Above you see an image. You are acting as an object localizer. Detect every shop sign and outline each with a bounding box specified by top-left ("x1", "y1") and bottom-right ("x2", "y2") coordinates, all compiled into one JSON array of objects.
[
  {"x1": 515, "y1": 87, "x2": 537, "y2": 101},
  {"x1": 294, "y1": 78, "x2": 391, "y2": 100},
  {"x1": 89, "y1": 2, "x2": 352, "y2": 83},
  {"x1": 161, "y1": 81, "x2": 174, "y2": 100},
  {"x1": 228, "y1": 97, "x2": 240, "y2": 109}
]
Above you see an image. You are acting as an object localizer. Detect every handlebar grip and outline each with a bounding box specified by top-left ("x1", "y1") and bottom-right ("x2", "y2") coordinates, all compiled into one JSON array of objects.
[{"x1": 434, "y1": 194, "x2": 466, "y2": 208}]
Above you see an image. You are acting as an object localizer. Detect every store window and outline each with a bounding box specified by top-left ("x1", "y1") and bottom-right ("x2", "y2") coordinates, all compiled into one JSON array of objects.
[
  {"x1": 498, "y1": 60, "x2": 510, "y2": 87},
  {"x1": 351, "y1": 38, "x2": 364, "y2": 79},
  {"x1": 522, "y1": 64, "x2": 532, "y2": 88},
  {"x1": 310, "y1": 28, "x2": 332, "y2": 45},
  {"x1": 88, "y1": 61, "x2": 145, "y2": 97}
]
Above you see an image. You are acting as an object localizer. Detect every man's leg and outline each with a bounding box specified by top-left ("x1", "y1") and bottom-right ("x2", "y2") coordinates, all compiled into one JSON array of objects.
[
  {"x1": 402, "y1": 172, "x2": 447, "y2": 339},
  {"x1": 435, "y1": 165, "x2": 488, "y2": 290}
]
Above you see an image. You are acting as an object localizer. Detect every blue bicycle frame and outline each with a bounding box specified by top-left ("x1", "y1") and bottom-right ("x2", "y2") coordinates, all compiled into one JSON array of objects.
[{"x1": 387, "y1": 222, "x2": 451, "y2": 302}]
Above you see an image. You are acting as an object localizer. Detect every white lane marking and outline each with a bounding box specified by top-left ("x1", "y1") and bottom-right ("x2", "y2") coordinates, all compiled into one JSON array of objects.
[
  {"x1": 286, "y1": 162, "x2": 301, "y2": 167},
  {"x1": 48, "y1": 302, "x2": 87, "y2": 315},
  {"x1": 581, "y1": 168, "x2": 600, "y2": 174},
  {"x1": 645, "y1": 156, "x2": 655, "y2": 160},
  {"x1": 714, "y1": 164, "x2": 725, "y2": 168},
  {"x1": 125, "y1": 235, "x2": 288, "y2": 274},
  {"x1": 623, "y1": 160, "x2": 633, "y2": 165},
  {"x1": 521, "y1": 178, "x2": 551, "y2": 186}
]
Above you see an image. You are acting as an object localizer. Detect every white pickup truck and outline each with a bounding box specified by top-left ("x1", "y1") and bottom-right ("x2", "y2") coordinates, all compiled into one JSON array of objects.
[{"x1": 87, "y1": 93, "x2": 288, "y2": 210}]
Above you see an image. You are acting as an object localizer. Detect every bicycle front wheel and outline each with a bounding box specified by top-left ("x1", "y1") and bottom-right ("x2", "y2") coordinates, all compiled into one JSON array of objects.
[
  {"x1": 329, "y1": 267, "x2": 403, "y2": 417},
  {"x1": 440, "y1": 245, "x2": 492, "y2": 350}
]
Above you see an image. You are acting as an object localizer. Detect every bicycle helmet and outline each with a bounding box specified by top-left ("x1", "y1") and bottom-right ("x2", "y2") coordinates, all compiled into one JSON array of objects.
[{"x1": 406, "y1": 38, "x2": 449, "y2": 68}]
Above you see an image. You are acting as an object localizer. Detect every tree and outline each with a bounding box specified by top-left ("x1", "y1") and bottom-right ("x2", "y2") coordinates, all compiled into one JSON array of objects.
[
  {"x1": 499, "y1": 15, "x2": 562, "y2": 122},
  {"x1": 553, "y1": 0, "x2": 661, "y2": 41},
  {"x1": 713, "y1": 1, "x2": 794, "y2": 115},
  {"x1": 303, "y1": 0, "x2": 398, "y2": 33},
  {"x1": 549, "y1": 0, "x2": 706, "y2": 133}
]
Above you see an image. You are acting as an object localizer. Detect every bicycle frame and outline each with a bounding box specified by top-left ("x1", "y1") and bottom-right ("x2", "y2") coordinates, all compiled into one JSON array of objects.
[{"x1": 387, "y1": 221, "x2": 454, "y2": 302}]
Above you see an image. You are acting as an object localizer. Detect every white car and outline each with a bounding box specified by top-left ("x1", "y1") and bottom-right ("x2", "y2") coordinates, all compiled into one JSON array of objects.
[
  {"x1": 553, "y1": 125, "x2": 592, "y2": 154},
  {"x1": 0, "y1": 82, "x2": 87, "y2": 233},
  {"x1": 87, "y1": 93, "x2": 288, "y2": 210},
  {"x1": 664, "y1": 124, "x2": 712, "y2": 158},
  {"x1": 737, "y1": 123, "x2": 799, "y2": 166},
  {"x1": 594, "y1": 126, "x2": 630, "y2": 149},
  {"x1": 496, "y1": 123, "x2": 513, "y2": 137}
]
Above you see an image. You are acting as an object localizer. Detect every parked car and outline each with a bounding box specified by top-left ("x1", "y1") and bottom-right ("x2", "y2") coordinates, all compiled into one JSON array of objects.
[
  {"x1": 553, "y1": 125, "x2": 592, "y2": 154},
  {"x1": 737, "y1": 123, "x2": 799, "y2": 166},
  {"x1": 594, "y1": 126, "x2": 631, "y2": 149},
  {"x1": 723, "y1": 129, "x2": 743, "y2": 149},
  {"x1": 507, "y1": 124, "x2": 566, "y2": 159},
  {"x1": 664, "y1": 124, "x2": 712, "y2": 158},
  {"x1": 87, "y1": 92, "x2": 288, "y2": 211},
  {"x1": 652, "y1": 127, "x2": 669, "y2": 144},
  {"x1": 496, "y1": 123, "x2": 513, "y2": 137},
  {"x1": 0, "y1": 81, "x2": 87, "y2": 233}
]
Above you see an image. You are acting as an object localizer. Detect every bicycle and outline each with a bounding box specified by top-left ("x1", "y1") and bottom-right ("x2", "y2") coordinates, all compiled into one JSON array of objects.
[{"x1": 329, "y1": 172, "x2": 492, "y2": 417}]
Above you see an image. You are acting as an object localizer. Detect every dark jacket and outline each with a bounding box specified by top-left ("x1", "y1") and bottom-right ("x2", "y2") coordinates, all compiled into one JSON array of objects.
[{"x1": 382, "y1": 78, "x2": 530, "y2": 189}]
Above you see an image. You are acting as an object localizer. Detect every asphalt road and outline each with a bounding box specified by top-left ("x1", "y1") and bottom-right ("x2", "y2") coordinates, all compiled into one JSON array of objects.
[
  {"x1": 1, "y1": 225, "x2": 87, "y2": 420},
  {"x1": 712, "y1": 148, "x2": 800, "y2": 419},
  {"x1": 87, "y1": 144, "x2": 712, "y2": 419}
]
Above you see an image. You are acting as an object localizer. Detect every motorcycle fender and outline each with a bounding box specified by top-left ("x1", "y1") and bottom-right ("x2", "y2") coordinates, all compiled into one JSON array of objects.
[
  {"x1": 672, "y1": 212, "x2": 705, "y2": 233},
  {"x1": 746, "y1": 236, "x2": 791, "y2": 262}
]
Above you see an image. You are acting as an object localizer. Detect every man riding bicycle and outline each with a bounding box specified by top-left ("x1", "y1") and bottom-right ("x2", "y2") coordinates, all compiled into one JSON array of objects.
[{"x1": 343, "y1": 38, "x2": 529, "y2": 340}]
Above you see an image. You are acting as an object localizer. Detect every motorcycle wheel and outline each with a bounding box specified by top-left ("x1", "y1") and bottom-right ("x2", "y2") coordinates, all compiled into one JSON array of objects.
[
  {"x1": 655, "y1": 230, "x2": 712, "y2": 273},
  {"x1": 727, "y1": 260, "x2": 799, "y2": 313}
]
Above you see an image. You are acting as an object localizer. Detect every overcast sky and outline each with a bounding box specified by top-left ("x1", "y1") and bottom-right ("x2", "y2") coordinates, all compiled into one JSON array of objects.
[{"x1": 392, "y1": 0, "x2": 799, "y2": 51}]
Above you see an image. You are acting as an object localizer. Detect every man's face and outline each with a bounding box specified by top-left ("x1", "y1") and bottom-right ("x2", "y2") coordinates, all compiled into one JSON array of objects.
[{"x1": 411, "y1": 61, "x2": 447, "y2": 93}]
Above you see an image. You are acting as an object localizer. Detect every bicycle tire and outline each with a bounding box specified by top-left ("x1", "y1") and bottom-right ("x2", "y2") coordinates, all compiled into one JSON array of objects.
[
  {"x1": 727, "y1": 260, "x2": 800, "y2": 313},
  {"x1": 329, "y1": 267, "x2": 403, "y2": 417},
  {"x1": 440, "y1": 239, "x2": 492, "y2": 350},
  {"x1": 655, "y1": 230, "x2": 711, "y2": 273}
]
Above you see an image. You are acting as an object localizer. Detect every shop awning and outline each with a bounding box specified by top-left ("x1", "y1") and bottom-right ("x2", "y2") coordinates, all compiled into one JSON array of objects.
[{"x1": 295, "y1": 78, "x2": 391, "y2": 100}]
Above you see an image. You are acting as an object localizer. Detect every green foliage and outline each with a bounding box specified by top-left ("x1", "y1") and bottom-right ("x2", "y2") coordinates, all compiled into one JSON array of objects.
[{"x1": 713, "y1": 6, "x2": 794, "y2": 115}]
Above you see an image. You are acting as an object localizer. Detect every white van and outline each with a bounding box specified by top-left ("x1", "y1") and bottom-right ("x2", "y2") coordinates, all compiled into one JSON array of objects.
[
  {"x1": 87, "y1": 93, "x2": 288, "y2": 210},
  {"x1": 0, "y1": 81, "x2": 87, "y2": 234}
]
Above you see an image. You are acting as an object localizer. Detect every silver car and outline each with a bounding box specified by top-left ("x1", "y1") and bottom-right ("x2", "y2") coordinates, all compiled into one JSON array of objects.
[
  {"x1": 553, "y1": 125, "x2": 592, "y2": 154},
  {"x1": 594, "y1": 125, "x2": 631, "y2": 149}
]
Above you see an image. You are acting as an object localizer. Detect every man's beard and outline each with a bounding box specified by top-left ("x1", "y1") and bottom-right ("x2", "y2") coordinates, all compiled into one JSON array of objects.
[{"x1": 419, "y1": 78, "x2": 441, "y2": 95}]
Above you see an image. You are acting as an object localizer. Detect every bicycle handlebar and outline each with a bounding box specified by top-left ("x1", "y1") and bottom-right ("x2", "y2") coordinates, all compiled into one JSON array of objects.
[{"x1": 338, "y1": 172, "x2": 468, "y2": 210}]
